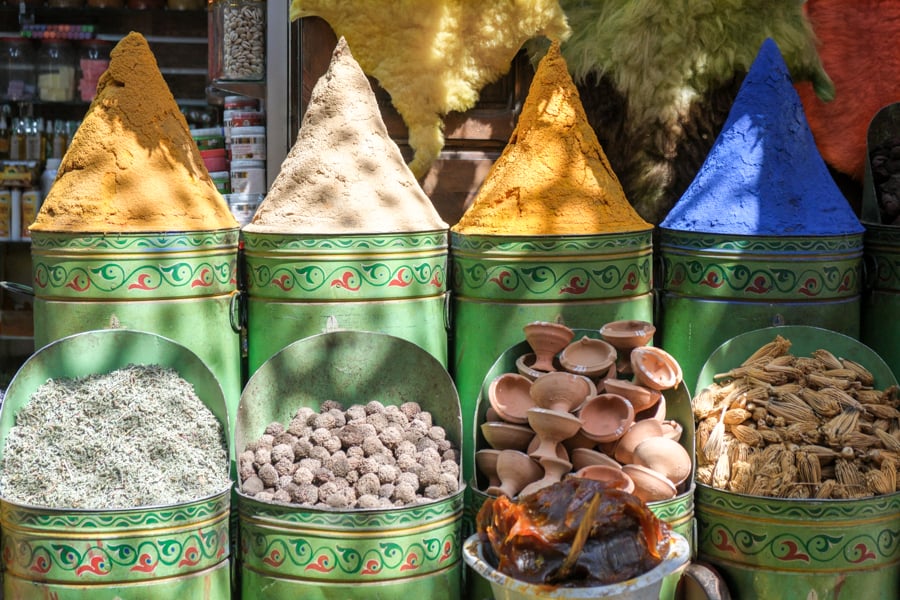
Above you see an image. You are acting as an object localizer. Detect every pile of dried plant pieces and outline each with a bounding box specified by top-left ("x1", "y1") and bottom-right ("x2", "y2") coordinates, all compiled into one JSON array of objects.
[{"x1": 694, "y1": 335, "x2": 899, "y2": 499}]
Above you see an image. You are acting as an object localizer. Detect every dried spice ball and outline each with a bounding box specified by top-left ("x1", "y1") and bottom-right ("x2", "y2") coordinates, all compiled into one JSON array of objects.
[
  {"x1": 2, "y1": 365, "x2": 236, "y2": 510},
  {"x1": 265, "y1": 421, "x2": 286, "y2": 437},
  {"x1": 238, "y1": 400, "x2": 460, "y2": 509},
  {"x1": 321, "y1": 400, "x2": 343, "y2": 412},
  {"x1": 274, "y1": 458, "x2": 295, "y2": 477},
  {"x1": 272, "y1": 443, "x2": 295, "y2": 464},
  {"x1": 243, "y1": 475, "x2": 264, "y2": 495},
  {"x1": 258, "y1": 463, "x2": 279, "y2": 488}
]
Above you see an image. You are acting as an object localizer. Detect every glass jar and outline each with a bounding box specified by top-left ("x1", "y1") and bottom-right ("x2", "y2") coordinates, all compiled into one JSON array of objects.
[
  {"x1": 77, "y1": 39, "x2": 111, "y2": 102},
  {"x1": 0, "y1": 38, "x2": 37, "y2": 102},
  {"x1": 38, "y1": 40, "x2": 76, "y2": 103},
  {"x1": 209, "y1": 0, "x2": 266, "y2": 81}
]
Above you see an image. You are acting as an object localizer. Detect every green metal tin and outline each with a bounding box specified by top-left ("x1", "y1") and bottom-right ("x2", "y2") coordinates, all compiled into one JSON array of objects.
[
  {"x1": 0, "y1": 329, "x2": 232, "y2": 599},
  {"x1": 861, "y1": 102, "x2": 900, "y2": 379},
  {"x1": 243, "y1": 231, "x2": 449, "y2": 375},
  {"x1": 234, "y1": 330, "x2": 463, "y2": 598},
  {"x1": 466, "y1": 331, "x2": 696, "y2": 600},
  {"x1": 659, "y1": 230, "x2": 863, "y2": 394},
  {"x1": 29, "y1": 229, "x2": 242, "y2": 433},
  {"x1": 694, "y1": 325, "x2": 900, "y2": 599},
  {"x1": 450, "y1": 231, "x2": 654, "y2": 486}
]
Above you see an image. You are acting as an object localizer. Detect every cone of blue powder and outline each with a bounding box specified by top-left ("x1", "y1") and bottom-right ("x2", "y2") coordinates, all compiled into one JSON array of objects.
[{"x1": 660, "y1": 38, "x2": 863, "y2": 236}]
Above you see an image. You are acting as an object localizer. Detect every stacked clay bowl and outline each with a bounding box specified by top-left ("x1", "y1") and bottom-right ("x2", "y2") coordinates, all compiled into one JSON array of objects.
[{"x1": 477, "y1": 320, "x2": 691, "y2": 503}]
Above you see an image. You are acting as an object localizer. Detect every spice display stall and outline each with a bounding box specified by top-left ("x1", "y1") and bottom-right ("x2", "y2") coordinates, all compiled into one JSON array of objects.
[{"x1": 0, "y1": 2, "x2": 897, "y2": 600}]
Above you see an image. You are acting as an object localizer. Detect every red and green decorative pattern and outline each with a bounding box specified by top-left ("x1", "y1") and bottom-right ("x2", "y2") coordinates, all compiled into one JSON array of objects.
[
  {"x1": 696, "y1": 484, "x2": 900, "y2": 598},
  {"x1": 660, "y1": 231, "x2": 863, "y2": 301},
  {"x1": 864, "y1": 224, "x2": 900, "y2": 293},
  {"x1": 238, "y1": 489, "x2": 463, "y2": 589},
  {"x1": 244, "y1": 231, "x2": 448, "y2": 300},
  {"x1": 1, "y1": 490, "x2": 231, "y2": 587},
  {"x1": 451, "y1": 231, "x2": 653, "y2": 301},
  {"x1": 31, "y1": 230, "x2": 239, "y2": 300}
]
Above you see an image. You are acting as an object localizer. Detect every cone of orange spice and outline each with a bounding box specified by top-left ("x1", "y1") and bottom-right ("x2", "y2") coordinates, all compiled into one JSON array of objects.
[
  {"x1": 31, "y1": 32, "x2": 236, "y2": 233},
  {"x1": 452, "y1": 41, "x2": 649, "y2": 236}
]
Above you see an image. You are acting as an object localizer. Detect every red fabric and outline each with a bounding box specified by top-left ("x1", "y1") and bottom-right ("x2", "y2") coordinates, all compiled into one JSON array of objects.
[{"x1": 796, "y1": 0, "x2": 900, "y2": 181}]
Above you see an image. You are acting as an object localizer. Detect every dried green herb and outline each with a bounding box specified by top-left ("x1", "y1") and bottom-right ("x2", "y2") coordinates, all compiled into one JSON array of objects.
[{"x1": 0, "y1": 364, "x2": 230, "y2": 509}]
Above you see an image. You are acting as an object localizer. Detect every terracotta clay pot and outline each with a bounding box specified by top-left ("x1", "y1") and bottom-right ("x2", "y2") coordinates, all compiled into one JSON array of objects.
[
  {"x1": 518, "y1": 455, "x2": 574, "y2": 497},
  {"x1": 614, "y1": 419, "x2": 664, "y2": 464},
  {"x1": 575, "y1": 464, "x2": 635, "y2": 493},
  {"x1": 475, "y1": 449, "x2": 502, "y2": 489},
  {"x1": 632, "y1": 436, "x2": 692, "y2": 486},
  {"x1": 529, "y1": 371, "x2": 595, "y2": 413},
  {"x1": 488, "y1": 372, "x2": 534, "y2": 424},
  {"x1": 525, "y1": 407, "x2": 582, "y2": 461},
  {"x1": 480, "y1": 421, "x2": 534, "y2": 452},
  {"x1": 599, "y1": 319, "x2": 656, "y2": 351},
  {"x1": 623, "y1": 463, "x2": 677, "y2": 502},
  {"x1": 570, "y1": 447, "x2": 622, "y2": 471},
  {"x1": 486, "y1": 450, "x2": 543, "y2": 498},
  {"x1": 559, "y1": 336, "x2": 618, "y2": 380},
  {"x1": 523, "y1": 321, "x2": 574, "y2": 372},
  {"x1": 577, "y1": 393, "x2": 635, "y2": 443},
  {"x1": 631, "y1": 346, "x2": 683, "y2": 391},
  {"x1": 526, "y1": 435, "x2": 569, "y2": 461},
  {"x1": 601, "y1": 377, "x2": 661, "y2": 413}
]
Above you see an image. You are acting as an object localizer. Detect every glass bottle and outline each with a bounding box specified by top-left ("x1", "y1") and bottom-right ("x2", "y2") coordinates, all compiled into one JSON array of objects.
[
  {"x1": 77, "y1": 39, "x2": 111, "y2": 102},
  {"x1": 37, "y1": 40, "x2": 76, "y2": 103},
  {"x1": 0, "y1": 38, "x2": 37, "y2": 102},
  {"x1": 51, "y1": 119, "x2": 68, "y2": 159},
  {"x1": 25, "y1": 117, "x2": 43, "y2": 162},
  {"x1": 209, "y1": 0, "x2": 266, "y2": 81},
  {"x1": 10, "y1": 117, "x2": 25, "y2": 161}
]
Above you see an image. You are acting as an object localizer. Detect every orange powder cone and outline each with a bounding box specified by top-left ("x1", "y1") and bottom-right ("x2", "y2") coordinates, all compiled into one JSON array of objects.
[
  {"x1": 452, "y1": 41, "x2": 649, "y2": 236},
  {"x1": 31, "y1": 32, "x2": 236, "y2": 233}
]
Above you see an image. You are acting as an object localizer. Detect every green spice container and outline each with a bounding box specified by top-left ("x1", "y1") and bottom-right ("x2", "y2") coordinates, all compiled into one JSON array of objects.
[
  {"x1": 28, "y1": 33, "x2": 243, "y2": 433},
  {"x1": 450, "y1": 42, "x2": 654, "y2": 489},
  {"x1": 235, "y1": 330, "x2": 463, "y2": 599},
  {"x1": 242, "y1": 37, "x2": 449, "y2": 375},
  {"x1": 693, "y1": 326, "x2": 900, "y2": 600},
  {"x1": 0, "y1": 329, "x2": 233, "y2": 599},
  {"x1": 860, "y1": 102, "x2": 900, "y2": 379}
]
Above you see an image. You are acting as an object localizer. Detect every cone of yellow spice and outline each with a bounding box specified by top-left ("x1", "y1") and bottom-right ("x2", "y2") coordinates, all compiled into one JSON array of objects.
[
  {"x1": 452, "y1": 41, "x2": 649, "y2": 236},
  {"x1": 30, "y1": 32, "x2": 236, "y2": 233}
]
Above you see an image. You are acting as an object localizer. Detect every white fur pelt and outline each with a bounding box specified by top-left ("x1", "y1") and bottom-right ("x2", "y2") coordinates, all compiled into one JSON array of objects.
[
  {"x1": 530, "y1": 0, "x2": 834, "y2": 224},
  {"x1": 292, "y1": 0, "x2": 571, "y2": 179}
]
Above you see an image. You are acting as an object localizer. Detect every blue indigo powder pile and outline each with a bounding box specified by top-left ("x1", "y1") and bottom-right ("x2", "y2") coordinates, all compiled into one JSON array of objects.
[{"x1": 661, "y1": 38, "x2": 863, "y2": 237}]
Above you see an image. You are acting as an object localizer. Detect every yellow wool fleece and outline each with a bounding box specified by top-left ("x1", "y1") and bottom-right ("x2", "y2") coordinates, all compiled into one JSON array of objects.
[{"x1": 291, "y1": 0, "x2": 570, "y2": 179}]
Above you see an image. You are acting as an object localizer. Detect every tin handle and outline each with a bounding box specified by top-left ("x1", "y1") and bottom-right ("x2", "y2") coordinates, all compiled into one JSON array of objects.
[{"x1": 229, "y1": 289, "x2": 244, "y2": 333}]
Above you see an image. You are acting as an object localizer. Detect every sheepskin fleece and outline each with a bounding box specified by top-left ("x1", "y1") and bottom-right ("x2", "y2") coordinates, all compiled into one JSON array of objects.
[
  {"x1": 528, "y1": 0, "x2": 833, "y2": 224},
  {"x1": 797, "y1": 0, "x2": 900, "y2": 183},
  {"x1": 291, "y1": 0, "x2": 571, "y2": 179}
]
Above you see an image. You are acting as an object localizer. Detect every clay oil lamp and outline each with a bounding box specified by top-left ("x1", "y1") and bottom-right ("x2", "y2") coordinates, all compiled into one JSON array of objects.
[
  {"x1": 577, "y1": 393, "x2": 635, "y2": 444},
  {"x1": 486, "y1": 450, "x2": 543, "y2": 498},
  {"x1": 562, "y1": 428, "x2": 599, "y2": 453},
  {"x1": 480, "y1": 421, "x2": 534, "y2": 452},
  {"x1": 574, "y1": 464, "x2": 635, "y2": 494},
  {"x1": 515, "y1": 352, "x2": 563, "y2": 380},
  {"x1": 631, "y1": 346, "x2": 683, "y2": 391},
  {"x1": 635, "y1": 393, "x2": 666, "y2": 422},
  {"x1": 660, "y1": 419, "x2": 684, "y2": 442},
  {"x1": 523, "y1": 321, "x2": 574, "y2": 372},
  {"x1": 525, "y1": 407, "x2": 582, "y2": 461},
  {"x1": 622, "y1": 464, "x2": 678, "y2": 502},
  {"x1": 614, "y1": 419, "x2": 664, "y2": 464},
  {"x1": 632, "y1": 436, "x2": 692, "y2": 487},
  {"x1": 475, "y1": 449, "x2": 502, "y2": 489},
  {"x1": 529, "y1": 371, "x2": 596, "y2": 413},
  {"x1": 488, "y1": 372, "x2": 534, "y2": 424},
  {"x1": 570, "y1": 447, "x2": 622, "y2": 472},
  {"x1": 558, "y1": 336, "x2": 618, "y2": 381},
  {"x1": 518, "y1": 455, "x2": 574, "y2": 497},
  {"x1": 527, "y1": 435, "x2": 569, "y2": 461},
  {"x1": 599, "y1": 319, "x2": 656, "y2": 352},
  {"x1": 601, "y1": 377, "x2": 661, "y2": 413}
]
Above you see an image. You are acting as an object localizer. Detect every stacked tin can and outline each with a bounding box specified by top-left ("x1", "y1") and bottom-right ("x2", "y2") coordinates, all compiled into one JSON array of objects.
[{"x1": 223, "y1": 94, "x2": 265, "y2": 225}]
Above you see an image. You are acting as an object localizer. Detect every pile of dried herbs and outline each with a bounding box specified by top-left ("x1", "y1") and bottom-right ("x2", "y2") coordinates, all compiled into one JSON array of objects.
[{"x1": 0, "y1": 364, "x2": 231, "y2": 509}]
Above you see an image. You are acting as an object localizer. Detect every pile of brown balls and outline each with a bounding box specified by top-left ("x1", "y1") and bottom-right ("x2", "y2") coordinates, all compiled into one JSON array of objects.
[{"x1": 239, "y1": 400, "x2": 460, "y2": 509}]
